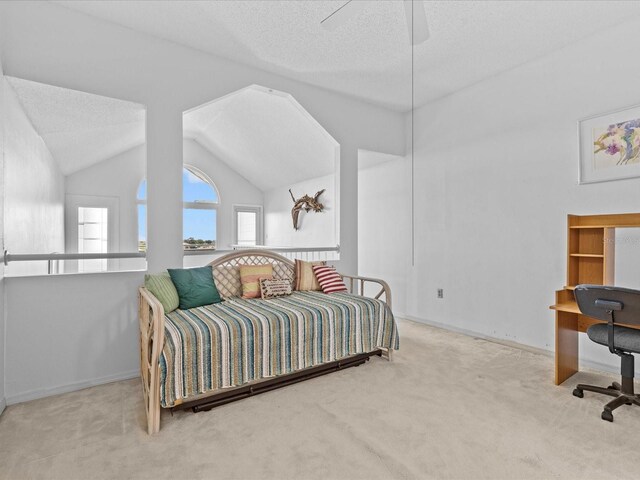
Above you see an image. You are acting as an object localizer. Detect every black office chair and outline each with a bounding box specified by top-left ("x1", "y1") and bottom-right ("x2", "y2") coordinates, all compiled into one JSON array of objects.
[{"x1": 573, "y1": 285, "x2": 640, "y2": 422}]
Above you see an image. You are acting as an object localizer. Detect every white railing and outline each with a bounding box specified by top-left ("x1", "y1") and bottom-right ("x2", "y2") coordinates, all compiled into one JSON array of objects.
[
  {"x1": 182, "y1": 246, "x2": 340, "y2": 268},
  {"x1": 3, "y1": 245, "x2": 341, "y2": 275},
  {"x1": 3, "y1": 251, "x2": 146, "y2": 265},
  {"x1": 3, "y1": 251, "x2": 147, "y2": 276},
  {"x1": 230, "y1": 245, "x2": 340, "y2": 262}
]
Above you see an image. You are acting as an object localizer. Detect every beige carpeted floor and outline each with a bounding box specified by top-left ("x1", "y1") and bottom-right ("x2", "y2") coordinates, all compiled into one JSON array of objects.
[{"x1": 1, "y1": 319, "x2": 640, "y2": 480}]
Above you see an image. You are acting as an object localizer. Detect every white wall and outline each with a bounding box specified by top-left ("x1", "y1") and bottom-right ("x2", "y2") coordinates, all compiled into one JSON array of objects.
[
  {"x1": 357, "y1": 150, "x2": 411, "y2": 316},
  {"x1": 4, "y1": 272, "x2": 143, "y2": 403},
  {"x1": 0, "y1": 57, "x2": 6, "y2": 414},
  {"x1": 615, "y1": 227, "x2": 640, "y2": 289},
  {"x1": 264, "y1": 173, "x2": 337, "y2": 248},
  {"x1": 0, "y1": 1, "x2": 403, "y2": 403},
  {"x1": 3, "y1": 78, "x2": 65, "y2": 276},
  {"x1": 406, "y1": 17, "x2": 640, "y2": 374}
]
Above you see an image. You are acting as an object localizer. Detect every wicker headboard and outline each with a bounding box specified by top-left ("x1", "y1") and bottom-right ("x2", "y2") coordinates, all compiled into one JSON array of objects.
[{"x1": 207, "y1": 249, "x2": 295, "y2": 298}]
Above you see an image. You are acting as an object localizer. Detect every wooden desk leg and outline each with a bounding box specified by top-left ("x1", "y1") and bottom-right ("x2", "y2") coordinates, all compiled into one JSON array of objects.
[{"x1": 555, "y1": 311, "x2": 578, "y2": 385}]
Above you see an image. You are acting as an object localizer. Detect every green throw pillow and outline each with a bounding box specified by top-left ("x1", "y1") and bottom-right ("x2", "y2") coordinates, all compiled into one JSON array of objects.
[
  {"x1": 167, "y1": 266, "x2": 222, "y2": 309},
  {"x1": 144, "y1": 272, "x2": 180, "y2": 313}
]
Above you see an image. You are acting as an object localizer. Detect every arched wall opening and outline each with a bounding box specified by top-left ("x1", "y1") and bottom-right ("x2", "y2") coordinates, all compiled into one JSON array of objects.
[{"x1": 182, "y1": 84, "x2": 340, "y2": 266}]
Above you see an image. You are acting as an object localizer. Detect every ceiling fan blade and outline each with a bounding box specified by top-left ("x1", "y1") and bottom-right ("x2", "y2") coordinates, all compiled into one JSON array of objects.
[
  {"x1": 403, "y1": 0, "x2": 430, "y2": 45},
  {"x1": 321, "y1": 0, "x2": 371, "y2": 31}
]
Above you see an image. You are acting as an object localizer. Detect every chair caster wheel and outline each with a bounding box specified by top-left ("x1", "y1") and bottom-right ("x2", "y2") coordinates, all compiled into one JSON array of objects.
[
  {"x1": 607, "y1": 385, "x2": 616, "y2": 390},
  {"x1": 573, "y1": 388, "x2": 584, "y2": 398},
  {"x1": 601, "y1": 410, "x2": 614, "y2": 422}
]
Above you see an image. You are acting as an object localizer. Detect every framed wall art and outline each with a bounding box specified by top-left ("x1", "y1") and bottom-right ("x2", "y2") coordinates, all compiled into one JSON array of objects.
[{"x1": 579, "y1": 104, "x2": 640, "y2": 184}]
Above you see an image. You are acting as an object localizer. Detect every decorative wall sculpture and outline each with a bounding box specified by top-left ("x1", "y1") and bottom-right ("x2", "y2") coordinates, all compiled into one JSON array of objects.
[{"x1": 289, "y1": 189, "x2": 325, "y2": 230}]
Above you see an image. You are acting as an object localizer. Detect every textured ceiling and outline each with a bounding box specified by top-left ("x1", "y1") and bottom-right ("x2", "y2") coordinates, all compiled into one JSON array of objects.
[
  {"x1": 53, "y1": 0, "x2": 640, "y2": 111},
  {"x1": 184, "y1": 85, "x2": 337, "y2": 192},
  {"x1": 7, "y1": 77, "x2": 335, "y2": 188},
  {"x1": 6, "y1": 76, "x2": 146, "y2": 175}
]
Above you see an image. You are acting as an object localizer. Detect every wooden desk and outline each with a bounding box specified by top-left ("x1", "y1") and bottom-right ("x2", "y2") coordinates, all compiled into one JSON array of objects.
[{"x1": 551, "y1": 213, "x2": 640, "y2": 385}]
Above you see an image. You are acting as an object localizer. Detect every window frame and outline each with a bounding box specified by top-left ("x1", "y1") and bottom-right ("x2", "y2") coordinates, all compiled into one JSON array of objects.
[
  {"x1": 233, "y1": 204, "x2": 263, "y2": 247},
  {"x1": 137, "y1": 165, "x2": 220, "y2": 252}
]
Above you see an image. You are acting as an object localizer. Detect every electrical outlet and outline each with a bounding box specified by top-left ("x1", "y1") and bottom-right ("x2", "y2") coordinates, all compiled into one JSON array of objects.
[{"x1": 437, "y1": 288, "x2": 444, "y2": 299}]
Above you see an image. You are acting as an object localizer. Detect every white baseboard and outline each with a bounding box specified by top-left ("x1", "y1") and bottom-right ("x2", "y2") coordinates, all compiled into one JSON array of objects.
[
  {"x1": 579, "y1": 358, "x2": 620, "y2": 377},
  {"x1": 0, "y1": 397, "x2": 6, "y2": 416},
  {"x1": 392, "y1": 310, "x2": 406, "y2": 320},
  {"x1": 6, "y1": 370, "x2": 139, "y2": 405},
  {"x1": 403, "y1": 315, "x2": 621, "y2": 377},
  {"x1": 401, "y1": 314, "x2": 552, "y2": 354}
]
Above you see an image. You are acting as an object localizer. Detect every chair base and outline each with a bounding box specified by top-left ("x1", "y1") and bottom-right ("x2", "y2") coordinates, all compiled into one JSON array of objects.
[{"x1": 573, "y1": 381, "x2": 640, "y2": 422}]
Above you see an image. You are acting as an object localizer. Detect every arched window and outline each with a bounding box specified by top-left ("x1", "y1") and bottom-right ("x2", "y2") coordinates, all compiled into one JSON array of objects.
[{"x1": 137, "y1": 166, "x2": 219, "y2": 252}]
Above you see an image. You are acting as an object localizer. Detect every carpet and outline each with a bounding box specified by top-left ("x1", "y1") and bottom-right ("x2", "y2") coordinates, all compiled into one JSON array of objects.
[{"x1": 1, "y1": 319, "x2": 639, "y2": 479}]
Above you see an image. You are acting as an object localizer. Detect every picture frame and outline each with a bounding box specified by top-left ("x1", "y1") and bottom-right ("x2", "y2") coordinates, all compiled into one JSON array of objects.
[{"x1": 579, "y1": 104, "x2": 640, "y2": 184}]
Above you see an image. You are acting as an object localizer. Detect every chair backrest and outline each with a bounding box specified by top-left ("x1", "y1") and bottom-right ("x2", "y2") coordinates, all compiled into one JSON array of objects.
[{"x1": 575, "y1": 285, "x2": 640, "y2": 326}]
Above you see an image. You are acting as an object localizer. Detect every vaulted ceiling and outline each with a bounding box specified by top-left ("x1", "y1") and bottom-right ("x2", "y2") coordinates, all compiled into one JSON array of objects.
[
  {"x1": 184, "y1": 85, "x2": 337, "y2": 192},
  {"x1": 53, "y1": 0, "x2": 640, "y2": 111},
  {"x1": 6, "y1": 76, "x2": 145, "y2": 175}
]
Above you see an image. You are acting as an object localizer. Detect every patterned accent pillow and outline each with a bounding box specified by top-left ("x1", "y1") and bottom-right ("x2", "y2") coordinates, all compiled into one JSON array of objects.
[
  {"x1": 259, "y1": 278, "x2": 292, "y2": 299},
  {"x1": 294, "y1": 259, "x2": 326, "y2": 291},
  {"x1": 144, "y1": 272, "x2": 180, "y2": 313},
  {"x1": 312, "y1": 265, "x2": 348, "y2": 294},
  {"x1": 239, "y1": 264, "x2": 273, "y2": 298}
]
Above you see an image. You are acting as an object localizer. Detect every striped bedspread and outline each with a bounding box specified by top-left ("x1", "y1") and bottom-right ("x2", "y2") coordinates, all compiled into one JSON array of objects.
[{"x1": 159, "y1": 291, "x2": 399, "y2": 408}]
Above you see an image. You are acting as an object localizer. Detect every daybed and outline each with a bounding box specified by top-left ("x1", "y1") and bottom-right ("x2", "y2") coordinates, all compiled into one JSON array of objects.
[{"x1": 138, "y1": 250, "x2": 399, "y2": 434}]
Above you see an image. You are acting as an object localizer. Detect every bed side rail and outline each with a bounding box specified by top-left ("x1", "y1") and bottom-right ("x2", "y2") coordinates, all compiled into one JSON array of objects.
[
  {"x1": 138, "y1": 287, "x2": 165, "y2": 434},
  {"x1": 340, "y1": 274, "x2": 394, "y2": 361},
  {"x1": 339, "y1": 274, "x2": 392, "y2": 311}
]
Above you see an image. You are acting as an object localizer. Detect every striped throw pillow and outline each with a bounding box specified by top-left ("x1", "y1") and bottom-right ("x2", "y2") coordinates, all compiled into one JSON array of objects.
[
  {"x1": 312, "y1": 265, "x2": 348, "y2": 294},
  {"x1": 294, "y1": 259, "x2": 326, "y2": 291},
  {"x1": 239, "y1": 264, "x2": 273, "y2": 298}
]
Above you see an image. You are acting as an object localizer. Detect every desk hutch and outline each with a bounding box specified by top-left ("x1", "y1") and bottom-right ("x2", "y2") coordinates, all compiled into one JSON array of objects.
[{"x1": 551, "y1": 213, "x2": 640, "y2": 385}]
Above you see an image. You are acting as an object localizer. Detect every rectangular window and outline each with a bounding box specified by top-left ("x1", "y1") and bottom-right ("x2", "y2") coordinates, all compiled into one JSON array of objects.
[
  {"x1": 138, "y1": 204, "x2": 147, "y2": 252},
  {"x1": 237, "y1": 211, "x2": 257, "y2": 246},
  {"x1": 183, "y1": 208, "x2": 217, "y2": 250},
  {"x1": 234, "y1": 205, "x2": 262, "y2": 247},
  {"x1": 77, "y1": 207, "x2": 108, "y2": 272}
]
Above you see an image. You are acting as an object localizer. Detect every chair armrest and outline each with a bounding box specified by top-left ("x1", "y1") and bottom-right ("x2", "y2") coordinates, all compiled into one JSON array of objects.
[{"x1": 339, "y1": 274, "x2": 392, "y2": 310}]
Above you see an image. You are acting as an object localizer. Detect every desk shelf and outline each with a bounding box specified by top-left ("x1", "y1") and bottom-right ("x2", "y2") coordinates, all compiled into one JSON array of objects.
[
  {"x1": 550, "y1": 301, "x2": 580, "y2": 314},
  {"x1": 570, "y1": 225, "x2": 613, "y2": 229},
  {"x1": 567, "y1": 224, "x2": 613, "y2": 286}
]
